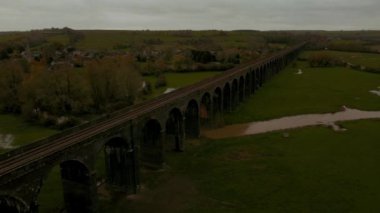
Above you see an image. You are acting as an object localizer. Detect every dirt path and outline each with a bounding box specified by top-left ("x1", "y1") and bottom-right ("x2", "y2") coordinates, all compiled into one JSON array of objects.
[{"x1": 203, "y1": 107, "x2": 380, "y2": 139}]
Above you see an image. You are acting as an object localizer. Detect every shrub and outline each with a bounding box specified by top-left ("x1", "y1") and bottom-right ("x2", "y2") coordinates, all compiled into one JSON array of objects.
[
  {"x1": 308, "y1": 53, "x2": 341, "y2": 67},
  {"x1": 191, "y1": 50, "x2": 216, "y2": 63},
  {"x1": 41, "y1": 114, "x2": 56, "y2": 127}
]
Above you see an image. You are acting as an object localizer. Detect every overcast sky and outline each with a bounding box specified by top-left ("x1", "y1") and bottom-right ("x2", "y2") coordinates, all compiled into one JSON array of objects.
[{"x1": 1, "y1": 0, "x2": 379, "y2": 31}]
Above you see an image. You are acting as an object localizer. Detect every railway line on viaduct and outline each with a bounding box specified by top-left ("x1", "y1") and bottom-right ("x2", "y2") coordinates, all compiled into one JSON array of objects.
[{"x1": 0, "y1": 42, "x2": 305, "y2": 213}]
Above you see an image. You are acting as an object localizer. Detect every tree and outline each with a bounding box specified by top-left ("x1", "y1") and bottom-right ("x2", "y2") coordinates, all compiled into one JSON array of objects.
[
  {"x1": 191, "y1": 50, "x2": 216, "y2": 63},
  {"x1": 20, "y1": 64, "x2": 91, "y2": 119},
  {"x1": 0, "y1": 60, "x2": 24, "y2": 113},
  {"x1": 86, "y1": 56, "x2": 142, "y2": 111},
  {"x1": 171, "y1": 54, "x2": 193, "y2": 71},
  {"x1": 309, "y1": 53, "x2": 341, "y2": 67}
]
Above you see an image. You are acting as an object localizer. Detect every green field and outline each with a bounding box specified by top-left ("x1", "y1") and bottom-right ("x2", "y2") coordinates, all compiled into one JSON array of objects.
[
  {"x1": 0, "y1": 114, "x2": 57, "y2": 153},
  {"x1": 0, "y1": 32, "x2": 26, "y2": 42},
  {"x1": 301, "y1": 50, "x2": 380, "y2": 69},
  {"x1": 98, "y1": 119, "x2": 380, "y2": 213},
  {"x1": 224, "y1": 61, "x2": 380, "y2": 124},
  {"x1": 46, "y1": 34, "x2": 70, "y2": 45},
  {"x1": 37, "y1": 119, "x2": 380, "y2": 213}
]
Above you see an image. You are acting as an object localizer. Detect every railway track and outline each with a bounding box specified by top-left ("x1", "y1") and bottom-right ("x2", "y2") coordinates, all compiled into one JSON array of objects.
[{"x1": 0, "y1": 43, "x2": 304, "y2": 178}]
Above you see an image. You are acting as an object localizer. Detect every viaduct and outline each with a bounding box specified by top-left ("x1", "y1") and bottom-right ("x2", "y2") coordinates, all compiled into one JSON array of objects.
[{"x1": 0, "y1": 43, "x2": 304, "y2": 213}]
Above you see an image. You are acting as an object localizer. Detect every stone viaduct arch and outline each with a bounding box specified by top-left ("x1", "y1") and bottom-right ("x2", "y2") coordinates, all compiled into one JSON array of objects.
[
  {"x1": 142, "y1": 119, "x2": 164, "y2": 168},
  {"x1": 231, "y1": 79, "x2": 239, "y2": 109},
  {"x1": 60, "y1": 160, "x2": 94, "y2": 213},
  {"x1": 245, "y1": 73, "x2": 251, "y2": 98},
  {"x1": 0, "y1": 195, "x2": 29, "y2": 213},
  {"x1": 104, "y1": 137, "x2": 136, "y2": 192},
  {"x1": 166, "y1": 108, "x2": 184, "y2": 151},
  {"x1": 212, "y1": 87, "x2": 223, "y2": 125},
  {"x1": 200, "y1": 93, "x2": 212, "y2": 127},
  {"x1": 185, "y1": 99, "x2": 200, "y2": 138},
  {"x1": 223, "y1": 82, "x2": 231, "y2": 113},
  {"x1": 239, "y1": 76, "x2": 245, "y2": 102}
]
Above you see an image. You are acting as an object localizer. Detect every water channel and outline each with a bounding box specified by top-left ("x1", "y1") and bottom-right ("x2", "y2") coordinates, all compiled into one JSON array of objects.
[{"x1": 203, "y1": 107, "x2": 380, "y2": 139}]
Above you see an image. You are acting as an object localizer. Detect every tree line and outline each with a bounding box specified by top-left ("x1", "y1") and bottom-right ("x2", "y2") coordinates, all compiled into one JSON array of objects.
[{"x1": 0, "y1": 56, "x2": 142, "y2": 128}]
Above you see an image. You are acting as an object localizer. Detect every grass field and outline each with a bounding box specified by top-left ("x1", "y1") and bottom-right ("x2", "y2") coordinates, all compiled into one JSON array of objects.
[
  {"x1": 46, "y1": 34, "x2": 70, "y2": 45},
  {"x1": 97, "y1": 119, "x2": 380, "y2": 213},
  {"x1": 224, "y1": 61, "x2": 380, "y2": 124},
  {"x1": 0, "y1": 32, "x2": 26, "y2": 42},
  {"x1": 37, "y1": 120, "x2": 380, "y2": 213},
  {"x1": 0, "y1": 114, "x2": 57, "y2": 153},
  {"x1": 301, "y1": 50, "x2": 380, "y2": 69}
]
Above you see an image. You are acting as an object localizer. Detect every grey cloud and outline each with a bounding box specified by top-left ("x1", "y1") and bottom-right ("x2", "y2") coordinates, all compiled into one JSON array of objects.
[{"x1": 0, "y1": 0, "x2": 379, "y2": 31}]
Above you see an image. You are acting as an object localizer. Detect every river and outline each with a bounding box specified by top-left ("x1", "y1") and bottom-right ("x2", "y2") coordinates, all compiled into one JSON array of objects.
[{"x1": 203, "y1": 107, "x2": 380, "y2": 139}]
